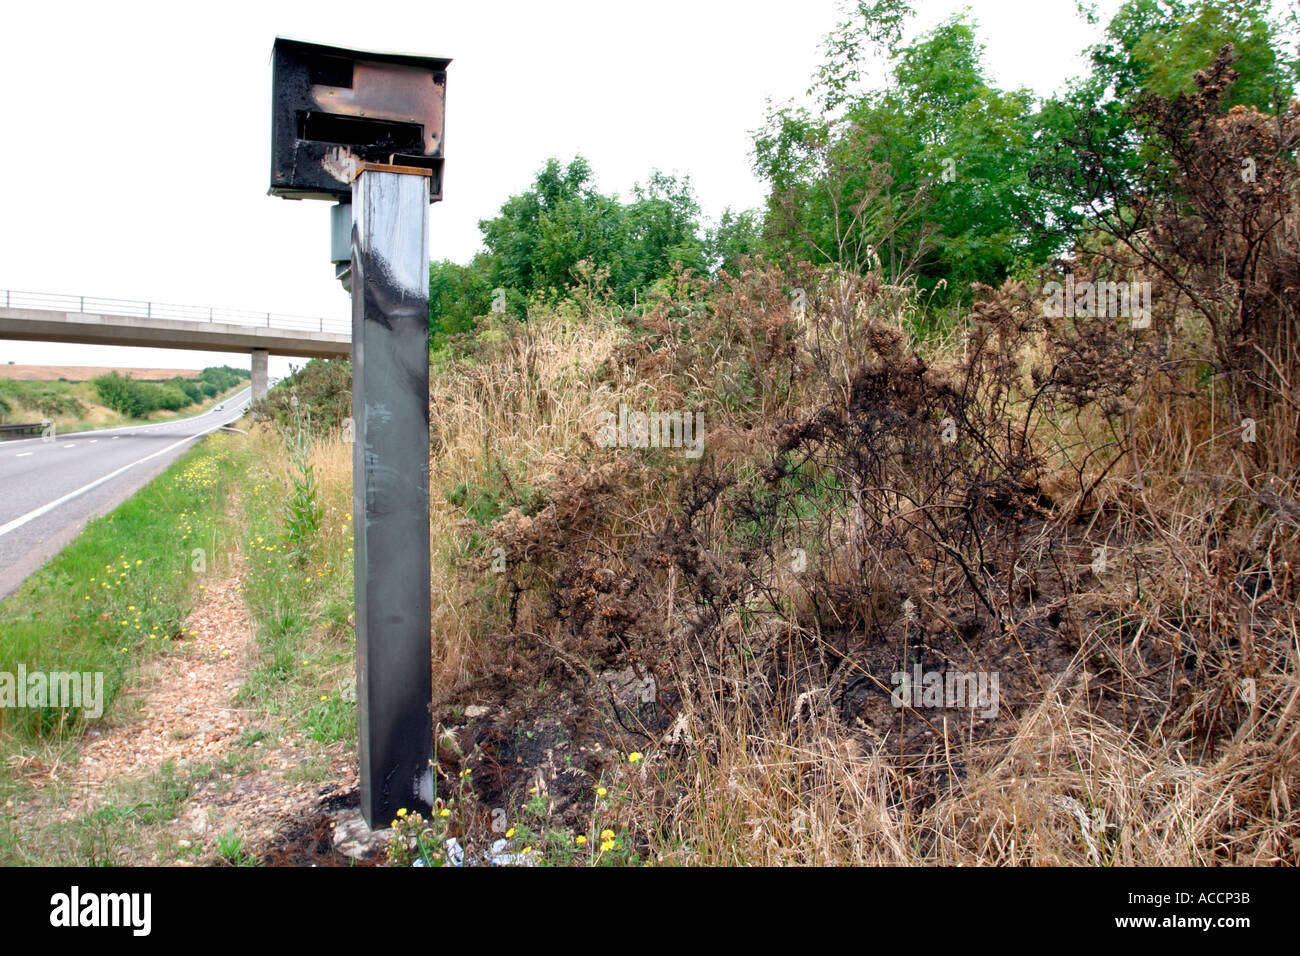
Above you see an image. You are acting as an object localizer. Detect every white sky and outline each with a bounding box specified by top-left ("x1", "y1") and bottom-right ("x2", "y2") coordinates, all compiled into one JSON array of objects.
[{"x1": 0, "y1": 0, "x2": 1123, "y2": 378}]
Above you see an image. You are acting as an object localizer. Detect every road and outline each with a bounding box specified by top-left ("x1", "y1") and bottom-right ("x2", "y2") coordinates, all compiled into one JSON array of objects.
[{"x1": 0, "y1": 388, "x2": 252, "y2": 599}]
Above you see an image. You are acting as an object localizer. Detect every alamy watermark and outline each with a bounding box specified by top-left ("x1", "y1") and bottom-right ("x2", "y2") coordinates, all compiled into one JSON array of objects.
[
  {"x1": 891, "y1": 664, "x2": 999, "y2": 718},
  {"x1": 1042, "y1": 275, "x2": 1152, "y2": 328},
  {"x1": 0, "y1": 665, "x2": 104, "y2": 719},
  {"x1": 596, "y1": 403, "x2": 705, "y2": 459}
]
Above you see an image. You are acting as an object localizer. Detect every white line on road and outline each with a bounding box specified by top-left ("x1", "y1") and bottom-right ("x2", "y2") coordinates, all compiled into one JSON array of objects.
[
  {"x1": 16, "y1": 452, "x2": 33, "y2": 458},
  {"x1": 0, "y1": 425, "x2": 223, "y2": 539}
]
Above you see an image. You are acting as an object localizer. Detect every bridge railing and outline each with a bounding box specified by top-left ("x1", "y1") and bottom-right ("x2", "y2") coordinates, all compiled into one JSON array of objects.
[{"x1": 0, "y1": 289, "x2": 349, "y2": 335}]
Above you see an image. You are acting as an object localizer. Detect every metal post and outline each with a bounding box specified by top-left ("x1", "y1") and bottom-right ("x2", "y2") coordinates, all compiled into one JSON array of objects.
[{"x1": 350, "y1": 163, "x2": 434, "y2": 827}]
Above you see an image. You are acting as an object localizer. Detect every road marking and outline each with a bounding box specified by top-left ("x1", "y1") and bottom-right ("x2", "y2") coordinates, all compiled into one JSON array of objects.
[
  {"x1": 63, "y1": 444, "x2": 76, "y2": 449},
  {"x1": 89, "y1": 440, "x2": 97, "y2": 444},
  {"x1": 16, "y1": 452, "x2": 33, "y2": 457},
  {"x1": 0, "y1": 426, "x2": 222, "y2": 539}
]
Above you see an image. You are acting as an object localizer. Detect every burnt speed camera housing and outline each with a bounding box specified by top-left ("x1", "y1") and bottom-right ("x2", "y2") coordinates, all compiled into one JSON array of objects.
[{"x1": 269, "y1": 37, "x2": 448, "y2": 203}]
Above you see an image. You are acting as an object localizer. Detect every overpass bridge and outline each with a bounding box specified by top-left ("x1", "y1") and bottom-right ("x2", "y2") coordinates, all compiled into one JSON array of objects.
[{"x1": 0, "y1": 289, "x2": 351, "y2": 400}]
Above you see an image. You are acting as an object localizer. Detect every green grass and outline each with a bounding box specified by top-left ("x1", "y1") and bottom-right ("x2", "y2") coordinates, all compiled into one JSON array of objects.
[
  {"x1": 0, "y1": 757, "x2": 213, "y2": 866},
  {"x1": 0, "y1": 435, "x2": 247, "y2": 742},
  {"x1": 236, "y1": 433, "x2": 357, "y2": 747},
  {"x1": 0, "y1": 425, "x2": 360, "y2": 865}
]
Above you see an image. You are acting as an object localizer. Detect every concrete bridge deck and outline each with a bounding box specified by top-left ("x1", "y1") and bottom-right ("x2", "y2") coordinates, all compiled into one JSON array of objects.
[
  {"x1": 0, "y1": 290, "x2": 350, "y2": 358},
  {"x1": 0, "y1": 290, "x2": 352, "y2": 399}
]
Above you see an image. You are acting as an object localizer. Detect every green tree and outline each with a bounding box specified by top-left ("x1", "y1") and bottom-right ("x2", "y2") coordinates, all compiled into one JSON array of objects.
[
  {"x1": 428, "y1": 256, "x2": 494, "y2": 344},
  {"x1": 756, "y1": 14, "x2": 1054, "y2": 301},
  {"x1": 441, "y1": 156, "x2": 710, "y2": 331},
  {"x1": 1030, "y1": 0, "x2": 1298, "y2": 246}
]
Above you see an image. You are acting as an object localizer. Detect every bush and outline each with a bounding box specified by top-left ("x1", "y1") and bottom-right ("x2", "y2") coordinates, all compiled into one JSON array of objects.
[{"x1": 252, "y1": 359, "x2": 351, "y2": 435}]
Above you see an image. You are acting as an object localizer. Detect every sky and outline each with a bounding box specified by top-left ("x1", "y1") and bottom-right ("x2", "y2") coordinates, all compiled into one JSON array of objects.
[{"x1": 0, "y1": 0, "x2": 1124, "y2": 379}]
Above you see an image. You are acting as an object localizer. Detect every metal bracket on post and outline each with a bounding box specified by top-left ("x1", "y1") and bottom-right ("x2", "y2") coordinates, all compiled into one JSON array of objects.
[{"x1": 350, "y1": 162, "x2": 434, "y2": 827}]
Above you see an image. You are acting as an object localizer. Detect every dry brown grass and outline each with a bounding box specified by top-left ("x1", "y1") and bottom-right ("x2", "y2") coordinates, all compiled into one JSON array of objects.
[
  {"x1": 275, "y1": 238, "x2": 1298, "y2": 866},
  {"x1": 410, "y1": 256, "x2": 1298, "y2": 865}
]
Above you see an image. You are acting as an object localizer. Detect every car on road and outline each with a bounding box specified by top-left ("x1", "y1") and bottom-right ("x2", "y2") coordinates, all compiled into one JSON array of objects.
[{"x1": 214, "y1": 403, "x2": 224, "y2": 411}]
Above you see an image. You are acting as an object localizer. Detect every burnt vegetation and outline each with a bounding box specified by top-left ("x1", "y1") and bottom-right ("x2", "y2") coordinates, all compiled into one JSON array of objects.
[{"x1": 424, "y1": 48, "x2": 1300, "y2": 863}]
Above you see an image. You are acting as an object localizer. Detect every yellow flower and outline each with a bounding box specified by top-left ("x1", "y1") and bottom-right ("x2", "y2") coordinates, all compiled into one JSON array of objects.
[
  {"x1": 438, "y1": 808, "x2": 450, "y2": 818},
  {"x1": 601, "y1": 829, "x2": 615, "y2": 841},
  {"x1": 522, "y1": 845, "x2": 533, "y2": 854},
  {"x1": 575, "y1": 835, "x2": 587, "y2": 845},
  {"x1": 320, "y1": 695, "x2": 329, "y2": 701},
  {"x1": 505, "y1": 827, "x2": 516, "y2": 838},
  {"x1": 596, "y1": 786, "x2": 607, "y2": 797},
  {"x1": 628, "y1": 752, "x2": 643, "y2": 764},
  {"x1": 396, "y1": 808, "x2": 407, "y2": 818},
  {"x1": 600, "y1": 840, "x2": 615, "y2": 853},
  {"x1": 459, "y1": 768, "x2": 471, "y2": 778}
]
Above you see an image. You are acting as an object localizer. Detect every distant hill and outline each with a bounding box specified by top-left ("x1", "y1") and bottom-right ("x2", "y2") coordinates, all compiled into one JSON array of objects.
[{"x1": 0, "y1": 365, "x2": 201, "y2": 382}]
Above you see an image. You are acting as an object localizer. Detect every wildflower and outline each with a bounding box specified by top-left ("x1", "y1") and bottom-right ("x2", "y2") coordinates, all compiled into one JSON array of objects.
[
  {"x1": 459, "y1": 768, "x2": 471, "y2": 778},
  {"x1": 601, "y1": 829, "x2": 615, "y2": 841},
  {"x1": 596, "y1": 786, "x2": 607, "y2": 797},
  {"x1": 505, "y1": 827, "x2": 515, "y2": 839},
  {"x1": 575, "y1": 835, "x2": 587, "y2": 845},
  {"x1": 320, "y1": 695, "x2": 329, "y2": 702},
  {"x1": 628, "y1": 752, "x2": 643, "y2": 764},
  {"x1": 600, "y1": 840, "x2": 615, "y2": 853},
  {"x1": 396, "y1": 808, "x2": 408, "y2": 818},
  {"x1": 438, "y1": 808, "x2": 451, "y2": 818}
]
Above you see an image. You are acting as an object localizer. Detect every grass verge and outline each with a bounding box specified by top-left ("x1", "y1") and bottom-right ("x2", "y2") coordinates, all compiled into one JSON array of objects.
[{"x1": 0, "y1": 435, "x2": 248, "y2": 863}]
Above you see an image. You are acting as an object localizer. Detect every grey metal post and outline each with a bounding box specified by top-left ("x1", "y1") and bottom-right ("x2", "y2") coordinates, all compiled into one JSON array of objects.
[{"x1": 350, "y1": 163, "x2": 434, "y2": 827}]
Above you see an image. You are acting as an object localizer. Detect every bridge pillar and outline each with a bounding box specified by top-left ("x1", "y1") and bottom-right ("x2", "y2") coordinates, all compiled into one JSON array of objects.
[{"x1": 251, "y1": 349, "x2": 268, "y2": 402}]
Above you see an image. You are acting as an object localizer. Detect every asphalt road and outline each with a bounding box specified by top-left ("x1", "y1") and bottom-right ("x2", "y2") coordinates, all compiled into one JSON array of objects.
[{"x1": 0, "y1": 388, "x2": 252, "y2": 599}]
